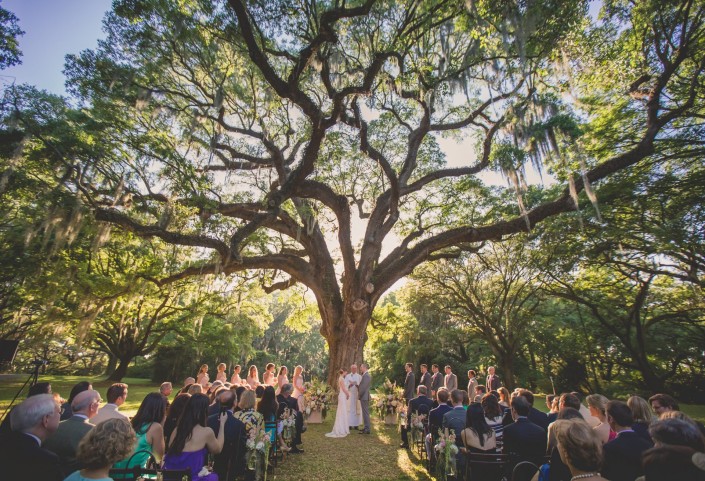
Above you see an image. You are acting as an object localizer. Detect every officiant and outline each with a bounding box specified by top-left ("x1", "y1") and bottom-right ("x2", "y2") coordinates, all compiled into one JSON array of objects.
[{"x1": 345, "y1": 364, "x2": 362, "y2": 429}]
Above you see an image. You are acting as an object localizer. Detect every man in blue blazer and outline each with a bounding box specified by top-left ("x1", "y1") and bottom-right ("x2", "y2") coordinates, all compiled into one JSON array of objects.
[
  {"x1": 602, "y1": 400, "x2": 653, "y2": 481},
  {"x1": 208, "y1": 390, "x2": 247, "y2": 481},
  {"x1": 503, "y1": 396, "x2": 547, "y2": 472},
  {"x1": 401, "y1": 386, "x2": 434, "y2": 448}
]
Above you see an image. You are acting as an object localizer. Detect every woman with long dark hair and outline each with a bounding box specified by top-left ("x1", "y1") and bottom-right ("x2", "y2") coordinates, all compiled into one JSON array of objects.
[
  {"x1": 481, "y1": 393, "x2": 505, "y2": 445},
  {"x1": 257, "y1": 386, "x2": 279, "y2": 444},
  {"x1": 461, "y1": 403, "x2": 497, "y2": 453},
  {"x1": 113, "y1": 392, "x2": 167, "y2": 474},
  {"x1": 163, "y1": 393, "x2": 226, "y2": 480},
  {"x1": 164, "y1": 393, "x2": 191, "y2": 444}
]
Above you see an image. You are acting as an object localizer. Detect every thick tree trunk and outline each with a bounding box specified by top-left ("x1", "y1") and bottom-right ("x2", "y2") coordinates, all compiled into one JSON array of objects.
[
  {"x1": 324, "y1": 311, "x2": 369, "y2": 387},
  {"x1": 105, "y1": 354, "x2": 117, "y2": 377},
  {"x1": 108, "y1": 356, "x2": 131, "y2": 381},
  {"x1": 498, "y1": 355, "x2": 515, "y2": 391}
]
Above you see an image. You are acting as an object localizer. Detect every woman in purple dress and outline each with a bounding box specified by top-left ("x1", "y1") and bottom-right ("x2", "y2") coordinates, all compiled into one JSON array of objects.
[{"x1": 164, "y1": 393, "x2": 227, "y2": 480}]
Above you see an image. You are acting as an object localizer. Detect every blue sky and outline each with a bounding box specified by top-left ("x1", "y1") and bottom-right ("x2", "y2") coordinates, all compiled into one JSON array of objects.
[{"x1": 1, "y1": 0, "x2": 111, "y2": 95}]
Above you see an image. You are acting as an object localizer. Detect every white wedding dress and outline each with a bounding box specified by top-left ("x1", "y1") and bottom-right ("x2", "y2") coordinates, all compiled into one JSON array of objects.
[{"x1": 325, "y1": 376, "x2": 350, "y2": 438}]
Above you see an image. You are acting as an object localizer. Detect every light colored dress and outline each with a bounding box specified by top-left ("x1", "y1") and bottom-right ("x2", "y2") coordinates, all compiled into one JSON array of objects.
[
  {"x1": 231, "y1": 373, "x2": 242, "y2": 385},
  {"x1": 345, "y1": 372, "x2": 362, "y2": 427},
  {"x1": 215, "y1": 371, "x2": 227, "y2": 383},
  {"x1": 275, "y1": 375, "x2": 289, "y2": 395},
  {"x1": 293, "y1": 375, "x2": 305, "y2": 411},
  {"x1": 196, "y1": 372, "x2": 209, "y2": 388},
  {"x1": 325, "y1": 376, "x2": 350, "y2": 438}
]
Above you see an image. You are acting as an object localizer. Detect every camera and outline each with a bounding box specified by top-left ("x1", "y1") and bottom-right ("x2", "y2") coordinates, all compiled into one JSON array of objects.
[{"x1": 31, "y1": 359, "x2": 49, "y2": 367}]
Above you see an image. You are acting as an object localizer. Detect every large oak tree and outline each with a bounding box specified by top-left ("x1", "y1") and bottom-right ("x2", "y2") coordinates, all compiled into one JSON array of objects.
[{"x1": 15, "y1": 0, "x2": 702, "y2": 381}]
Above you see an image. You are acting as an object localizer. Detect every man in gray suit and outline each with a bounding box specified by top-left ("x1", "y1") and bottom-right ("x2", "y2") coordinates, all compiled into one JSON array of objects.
[
  {"x1": 403, "y1": 363, "x2": 415, "y2": 404},
  {"x1": 358, "y1": 363, "x2": 372, "y2": 434},
  {"x1": 443, "y1": 365, "x2": 458, "y2": 392}
]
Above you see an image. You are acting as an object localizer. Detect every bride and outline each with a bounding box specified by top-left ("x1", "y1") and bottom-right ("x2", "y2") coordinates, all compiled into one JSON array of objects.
[{"x1": 325, "y1": 368, "x2": 351, "y2": 438}]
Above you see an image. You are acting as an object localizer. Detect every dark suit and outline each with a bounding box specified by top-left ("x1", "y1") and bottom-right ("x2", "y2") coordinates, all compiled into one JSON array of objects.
[
  {"x1": 429, "y1": 403, "x2": 452, "y2": 439},
  {"x1": 420, "y1": 371, "x2": 432, "y2": 393},
  {"x1": 602, "y1": 431, "x2": 653, "y2": 481},
  {"x1": 401, "y1": 395, "x2": 434, "y2": 444},
  {"x1": 43, "y1": 415, "x2": 93, "y2": 475},
  {"x1": 208, "y1": 411, "x2": 247, "y2": 481},
  {"x1": 442, "y1": 407, "x2": 468, "y2": 476},
  {"x1": 0, "y1": 431, "x2": 63, "y2": 481},
  {"x1": 403, "y1": 371, "x2": 415, "y2": 403},
  {"x1": 431, "y1": 372, "x2": 443, "y2": 394},
  {"x1": 486, "y1": 374, "x2": 502, "y2": 392},
  {"x1": 528, "y1": 406, "x2": 549, "y2": 430},
  {"x1": 503, "y1": 417, "x2": 547, "y2": 470}
]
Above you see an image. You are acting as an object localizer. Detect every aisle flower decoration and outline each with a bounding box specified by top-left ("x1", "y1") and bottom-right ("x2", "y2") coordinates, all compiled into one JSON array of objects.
[
  {"x1": 245, "y1": 424, "x2": 271, "y2": 481},
  {"x1": 280, "y1": 407, "x2": 297, "y2": 449},
  {"x1": 410, "y1": 412, "x2": 426, "y2": 443},
  {"x1": 302, "y1": 378, "x2": 333, "y2": 420},
  {"x1": 434, "y1": 429, "x2": 458, "y2": 481},
  {"x1": 373, "y1": 378, "x2": 405, "y2": 418}
]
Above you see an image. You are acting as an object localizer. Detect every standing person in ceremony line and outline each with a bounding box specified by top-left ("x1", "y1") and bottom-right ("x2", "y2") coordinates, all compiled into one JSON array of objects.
[
  {"x1": 276, "y1": 366, "x2": 289, "y2": 395},
  {"x1": 403, "y1": 363, "x2": 416, "y2": 404},
  {"x1": 216, "y1": 363, "x2": 227, "y2": 383},
  {"x1": 444, "y1": 365, "x2": 458, "y2": 392},
  {"x1": 246, "y1": 365, "x2": 260, "y2": 390},
  {"x1": 231, "y1": 365, "x2": 243, "y2": 385},
  {"x1": 292, "y1": 365, "x2": 306, "y2": 411},
  {"x1": 467, "y1": 370, "x2": 478, "y2": 403},
  {"x1": 345, "y1": 364, "x2": 362, "y2": 429},
  {"x1": 430, "y1": 364, "x2": 443, "y2": 398},
  {"x1": 325, "y1": 368, "x2": 351, "y2": 438},
  {"x1": 358, "y1": 364, "x2": 372, "y2": 435},
  {"x1": 197, "y1": 364, "x2": 210, "y2": 388},
  {"x1": 419, "y1": 364, "x2": 432, "y2": 394},
  {"x1": 263, "y1": 363, "x2": 277, "y2": 387},
  {"x1": 486, "y1": 366, "x2": 502, "y2": 392}
]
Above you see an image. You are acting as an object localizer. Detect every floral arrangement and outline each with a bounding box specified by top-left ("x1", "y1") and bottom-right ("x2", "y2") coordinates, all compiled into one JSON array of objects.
[
  {"x1": 373, "y1": 378, "x2": 406, "y2": 418},
  {"x1": 302, "y1": 378, "x2": 333, "y2": 419},
  {"x1": 245, "y1": 425, "x2": 271, "y2": 481},
  {"x1": 434, "y1": 429, "x2": 459, "y2": 481},
  {"x1": 280, "y1": 407, "x2": 297, "y2": 448},
  {"x1": 410, "y1": 412, "x2": 427, "y2": 443}
]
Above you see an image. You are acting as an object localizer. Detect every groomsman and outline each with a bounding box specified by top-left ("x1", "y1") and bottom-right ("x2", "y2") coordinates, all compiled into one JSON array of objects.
[
  {"x1": 467, "y1": 370, "x2": 478, "y2": 403},
  {"x1": 443, "y1": 365, "x2": 458, "y2": 392},
  {"x1": 430, "y1": 364, "x2": 443, "y2": 397},
  {"x1": 486, "y1": 366, "x2": 502, "y2": 392},
  {"x1": 419, "y1": 364, "x2": 432, "y2": 393},
  {"x1": 403, "y1": 363, "x2": 415, "y2": 403}
]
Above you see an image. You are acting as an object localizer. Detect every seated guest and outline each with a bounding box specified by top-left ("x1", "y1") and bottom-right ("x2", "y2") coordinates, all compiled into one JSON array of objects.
[
  {"x1": 257, "y1": 386, "x2": 284, "y2": 452},
  {"x1": 602, "y1": 400, "x2": 653, "y2": 481},
  {"x1": 234, "y1": 386, "x2": 247, "y2": 412},
  {"x1": 401, "y1": 385, "x2": 434, "y2": 448},
  {"x1": 113, "y1": 392, "x2": 167, "y2": 474},
  {"x1": 61, "y1": 381, "x2": 92, "y2": 421},
  {"x1": 627, "y1": 395, "x2": 655, "y2": 442},
  {"x1": 207, "y1": 390, "x2": 247, "y2": 481},
  {"x1": 276, "y1": 383, "x2": 304, "y2": 452},
  {"x1": 164, "y1": 393, "x2": 191, "y2": 444},
  {"x1": 659, "y1": 410, "x2": 705, "y2": 438},
  {"x1": 45, "y1": 389, "x2": 101, "y2": 475},
  {"x1": 160, "y1": 382, "x2": 173, "y2": 410},
  {"x1": 234, "y1": 389, "x2": 264, "y2": 438},
  {"x1": 473, "y1": 385, "x2": 486, "y2": 403},
  {"x1": 641, "y1": 445, "x2": 703, "y2": 481},
  {"x1": 442, "y1": 390, "x2": 468, "y2": 478},
  {"x1": 188, "y1": 384, "x2": 204, "y2": 395},
  {"x1": 497, "y1": 387, "x2": 511, "y2": 408},
  {"x1": 502, "y1": 396, "x2": 547, "y2": 470},
  {"x1": 572, "y1": 391, "x2": 600, "y2": 427},
  {"x1": 649, "y1": 418, "x2": 705, "y2": 452},
  {"x1": 517, "y1": 389, "x2": 549, "y2": 430},
  {"x1": 481, "y1": 393, "x2": 505, "y2": 446},
  {"x1": 164, "y1": 393, "x2": 227, "y2": 481},
  {"x1": 546, "y1": 394, "x2": 558, "y2": 423},
  {"x1": 64, "y1": 418, "x2": 136, "y2": 481},
  {"x1": 0, "y1": 393, "x2": 63, "y2": 481},
  {"x1": 547, "y1": 407, "x2": 583, "y2": 481},
  {"x1": 208, "y1": 387, "x2": 227, "y2": 417},
  {"x1": 648, "y1": 393, "x2": 679, "y2": 417},
  {"x1": 554, "y1": 418, "x2": 609, "y2": 481},
  {"x1": 91, "y1": 383, "x2": 129, "y2": 425},
  {"x1": 585, "y1": 394, "x2": 613, "y2": 444},
  {"x1": 461, "y1": 403, "x2": 497, "y2": 453},
  {"x1": 427, "y1": 388, "x2": 452, "y2": 459},
  {"x1": 0, "y1": 381, "x2": 53, "y2": 435}
]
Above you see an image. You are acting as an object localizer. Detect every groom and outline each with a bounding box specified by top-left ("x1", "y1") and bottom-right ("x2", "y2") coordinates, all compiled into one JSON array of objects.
[{"x1": 357, "y1": 363, "x2": 371, "y2": 434}]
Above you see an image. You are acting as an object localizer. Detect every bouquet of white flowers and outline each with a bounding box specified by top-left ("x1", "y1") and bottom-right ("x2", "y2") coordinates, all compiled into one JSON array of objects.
[{"x1": 246, "y1": 425, "x2": 271, "y2": 481}]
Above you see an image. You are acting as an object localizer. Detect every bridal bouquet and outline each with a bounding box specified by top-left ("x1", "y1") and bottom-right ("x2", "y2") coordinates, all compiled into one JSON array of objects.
[
  {"x1": 246, "y1": 425, "x2": 271, "y2": 481},
  {"x1": 373, "y1": 378, "x2": 405, "y2": 418},
  {"x1": 302, "y1": 378, "x2": 333, "y2": 419},
  {"x1": 434, "y1": 430, "x2": 459, "y2": 481}
]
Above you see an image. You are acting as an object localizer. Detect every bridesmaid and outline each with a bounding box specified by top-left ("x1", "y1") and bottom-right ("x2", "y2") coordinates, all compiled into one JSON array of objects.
[
  {"x1": 215, "y1": 363, "x2": 227, "y2": 383},
  {"x1": 196, "y1": 364, "x2": 209, "y2": 388},
  {"x1": 263, "y1": 363, "x2": 276, "y2": 387},
  {"x1": 276, "y1": 366, "x2": 289, "y2": 395},
  {"x1": 246, "y1": 365, "x2": 261, "y2": 390},
  {"x1": 291, "y1": 365, "x2": 305, "y2": 411},
  {"x1": 230, "y1": 364, "x2": 243, "y2": 385}
]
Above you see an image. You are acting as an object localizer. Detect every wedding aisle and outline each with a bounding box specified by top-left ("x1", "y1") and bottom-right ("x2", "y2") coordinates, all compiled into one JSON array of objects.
[{"x1": 270, "y1": 409, "x2": 433, "y2": 481}]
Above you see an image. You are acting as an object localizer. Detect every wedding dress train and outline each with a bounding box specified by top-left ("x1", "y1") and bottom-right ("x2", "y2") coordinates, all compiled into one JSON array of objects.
[{"x1": 325, "y1": 376, "x2": 350, "y2": 438}]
